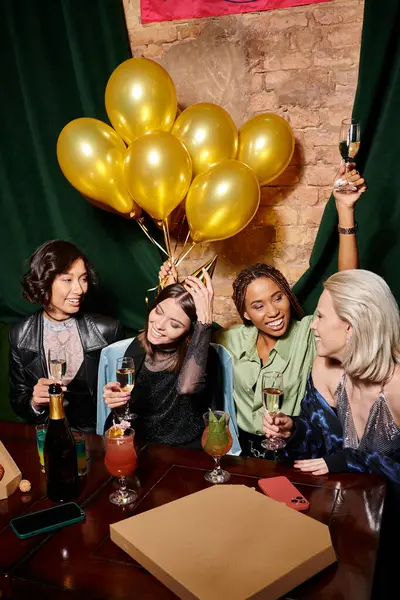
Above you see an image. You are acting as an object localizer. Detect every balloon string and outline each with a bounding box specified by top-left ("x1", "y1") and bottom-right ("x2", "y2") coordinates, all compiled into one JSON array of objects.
[
  {"x1": 175, "y1": 241, "x2": 197, "y2": 267},
  {"x1": 176, "y1": 229, "x2": 190, "y2": 258},
  {"x1": 144, "y1": 220, "x2": 173, "y2": 307},
  {"x1": 162, "y1": 220, "x2": 173, "y2": 260},
  {"x1": 137, "y1": 217, "x2": 168, "y2": 257},
  {"x1": 145, "y1": 272, "x2": 172, "y2": 305}
]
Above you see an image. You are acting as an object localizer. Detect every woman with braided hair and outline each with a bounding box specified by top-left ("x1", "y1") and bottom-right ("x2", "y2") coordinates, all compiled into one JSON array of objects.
[{"x1": 215, "y1": 165, "x2": 366, "y2": 457}]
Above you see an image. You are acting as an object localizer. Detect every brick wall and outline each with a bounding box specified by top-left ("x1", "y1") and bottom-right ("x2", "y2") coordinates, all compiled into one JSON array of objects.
[{"x1": 122, "y1": 0, "x2": 364, "y2": 325}]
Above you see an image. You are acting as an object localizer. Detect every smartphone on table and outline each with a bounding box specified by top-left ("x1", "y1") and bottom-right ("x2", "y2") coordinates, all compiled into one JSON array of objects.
[
  {"x1": 10, "y1": 502, "x2": 85, "y2": 539},
  {"x1": 258, "y1": 476, "x2": 310, "y2": 511}
]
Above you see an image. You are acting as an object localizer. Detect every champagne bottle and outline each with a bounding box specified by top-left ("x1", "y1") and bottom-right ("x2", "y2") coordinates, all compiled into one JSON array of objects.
[{"x1": 44, "y1": 383, "x2": 79, "y2": 502}]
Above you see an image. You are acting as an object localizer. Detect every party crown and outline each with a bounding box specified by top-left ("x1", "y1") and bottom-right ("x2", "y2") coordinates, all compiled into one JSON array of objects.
[{"x1": 189, "y1": 255, "x2": 218, "y2": 282}]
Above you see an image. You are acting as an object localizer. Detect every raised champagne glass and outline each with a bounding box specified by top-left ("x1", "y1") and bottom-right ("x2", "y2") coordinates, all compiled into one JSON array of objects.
[
  {"x1": 104, "y1": 426, "x2": 137, "y2": 505},
  {"x1": 333, "y1": 118, "x2": 361, "y2": 194},
  {"x1": 201, "y1": 410, "x2": 233, "y2": 484},
  {"x1": 261, "y1": 371, "x2": 286, "y2": 451},
  {"x1": 116, "y1": 356, "x2": 136, "y2": 424},
  {"x1": 48, "y1": 348, "x2": 67, "y2": 384}
]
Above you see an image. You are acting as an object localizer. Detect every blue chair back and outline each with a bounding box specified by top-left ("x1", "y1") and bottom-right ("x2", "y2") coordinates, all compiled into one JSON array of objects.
[
  {"x1": 96, "y1": 340, "x2": 241, "y2": 455},
  {"x1": 210, "y1": 343, "x2": 241, "y2": 455},
  {"x1": 96, "y1": 338, "x2": 134, "y2": 435}
]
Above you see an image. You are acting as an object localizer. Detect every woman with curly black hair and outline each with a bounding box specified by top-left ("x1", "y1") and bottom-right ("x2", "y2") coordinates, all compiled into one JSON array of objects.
[{"x1": 9, "y1": 240, "x2": 124, "y2": 432}]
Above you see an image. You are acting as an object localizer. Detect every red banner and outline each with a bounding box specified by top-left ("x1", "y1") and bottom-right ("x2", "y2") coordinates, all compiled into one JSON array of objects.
[{"x1": 141, "y1": 0, "x2": 331, "y2": 24}]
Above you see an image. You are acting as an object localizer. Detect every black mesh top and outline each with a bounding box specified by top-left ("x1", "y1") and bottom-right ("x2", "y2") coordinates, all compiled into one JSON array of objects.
[{"x1": 124, "y1": 323, "x2": 221, "y2": 445}]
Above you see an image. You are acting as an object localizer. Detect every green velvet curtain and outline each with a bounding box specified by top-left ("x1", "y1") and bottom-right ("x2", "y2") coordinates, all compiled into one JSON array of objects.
[
  {"x1": 0, "y1": 0, "x2": 161, "y2": 329},
  {"x1": 293, "y1": 0, "x2": 400, "y2": 313}
]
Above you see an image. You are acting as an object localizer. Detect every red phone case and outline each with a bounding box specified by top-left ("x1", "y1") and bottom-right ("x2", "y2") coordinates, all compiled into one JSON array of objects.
[{"x1": 258, "y1": 476, "x2": 310, "y2": 511}]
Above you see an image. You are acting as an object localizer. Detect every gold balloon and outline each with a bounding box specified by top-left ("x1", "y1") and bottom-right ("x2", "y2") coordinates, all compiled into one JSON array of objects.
[
  {"x1": 185, "y1": 160, "x2": 260, "y2": 243},
  {"x1": 124, "y1": 131, "x2": 192, "y2": 222},
  {"x1": 57, "y1": 118, "x2": 138, "y2": 216},
  {"x1": 172, "y1": 103, "x2": 238, "y2": 177},
  {"x1": 238, "y1": 114, "x2": 295, "y2": 186},
  {"x1": 105, "y1": 58, "x2": 177, "y2": 145},
  {"x1": 154, "y1": 201, "x2": 186, "y2": 233},
  {"x1": 84, "y1": 196, "x2": 141, "y2": 220}
]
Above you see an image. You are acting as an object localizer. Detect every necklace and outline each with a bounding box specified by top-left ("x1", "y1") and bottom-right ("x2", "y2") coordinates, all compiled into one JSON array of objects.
[
  {"x1": 146, "y1": 346, "x2": 178, "y2": 371},
  {"x1": 43, "y1": 309, "x2": 74, "y2": 325}
]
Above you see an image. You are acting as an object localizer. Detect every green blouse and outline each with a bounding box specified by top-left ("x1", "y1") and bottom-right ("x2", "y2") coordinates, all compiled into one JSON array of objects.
[{"x1": 216, "y1": 316, "x2": 316, "y2": 435}]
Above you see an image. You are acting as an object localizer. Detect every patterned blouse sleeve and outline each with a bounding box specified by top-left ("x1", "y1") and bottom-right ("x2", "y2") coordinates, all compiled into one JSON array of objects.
[
  {"x1": 279, "y1": 382, "x2": 330, "y2": 462},
  {"x1": 324, "y1": 447, "x2": 400, "y2": 484},
  {"x1": 279, "y1": 377, "x2": 345, "y2": 463}
]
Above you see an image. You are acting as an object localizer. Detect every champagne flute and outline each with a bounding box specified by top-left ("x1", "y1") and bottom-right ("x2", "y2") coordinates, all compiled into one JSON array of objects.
[
  {"x1": 261, "y1": 371, "x2": 286, "y2": 451},
  {"x1": 333, "y1": 118, "x2": 361, "y2": 194},
  {"x1": 48, "y1": 348, "x2": 67, "y2": 384},
  {"x1": 116, "y1": 357, "x2": 136, "y2": 424},
  {"x1": 201, "y1": 410, "x2": 233, "y2": 484}
]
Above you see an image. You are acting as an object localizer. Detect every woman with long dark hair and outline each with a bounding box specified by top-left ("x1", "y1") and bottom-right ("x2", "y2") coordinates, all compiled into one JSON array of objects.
[
  {"x1": 103, "y1": 270, "x2": 220, "y2": 446},
  {"x1": 9, "y1": 239, "x2": 124, "y2": 432}
]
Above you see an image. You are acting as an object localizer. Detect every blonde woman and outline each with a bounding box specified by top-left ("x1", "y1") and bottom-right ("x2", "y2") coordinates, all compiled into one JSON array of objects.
[{"x1": 263, "y1": 270, "x2": 400, "y2": 482}]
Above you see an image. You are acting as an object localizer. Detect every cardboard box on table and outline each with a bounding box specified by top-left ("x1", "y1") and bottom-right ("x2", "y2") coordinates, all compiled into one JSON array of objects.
[
  {"x1": 110, "y1": 485, "x2": 336, "y2": 600},
  {"x1": 0, "y1": 440, "x2": 22, "y2": 500}
]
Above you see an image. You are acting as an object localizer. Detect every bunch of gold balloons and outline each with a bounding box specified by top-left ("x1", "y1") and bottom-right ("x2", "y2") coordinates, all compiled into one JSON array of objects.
[{"x1": 57, "y1": 57, "x2": 294, "y2": 251}]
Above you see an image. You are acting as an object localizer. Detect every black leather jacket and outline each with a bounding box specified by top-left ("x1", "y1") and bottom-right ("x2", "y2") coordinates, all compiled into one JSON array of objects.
[{"x1": 9, "y1": 311, "x2": 124, "y2": 431}]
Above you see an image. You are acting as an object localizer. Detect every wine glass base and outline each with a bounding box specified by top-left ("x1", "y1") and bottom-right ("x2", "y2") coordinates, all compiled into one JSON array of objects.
[
  {"x1": 261, "y1": 438, "x2": 286, "y2": 451},
  {"x1": 109, "y1": 489, "x2": 137, "y2": 506},
  {"x1": 114, "y1": 412, "x2": 137, "y2": 427},
  {"x1": 124, "y1": 412, "x2": 137, "y2": 422},
  {"x1": 204, "y1": 469, "x2": 231, "y2": 484},
  {"x1": 332, "y1": 182, "x2": 358, "y2": 194}
]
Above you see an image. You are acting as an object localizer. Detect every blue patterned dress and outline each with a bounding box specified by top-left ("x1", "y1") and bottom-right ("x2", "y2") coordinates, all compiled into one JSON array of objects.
[{"x1": 281, "y1": 376, "x2": 400, "y2": 484}]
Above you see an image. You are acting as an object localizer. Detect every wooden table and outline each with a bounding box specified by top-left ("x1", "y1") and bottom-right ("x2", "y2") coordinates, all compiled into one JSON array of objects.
[{"x1": 0, "y1": 422, "x2": 386, "y2": 599}]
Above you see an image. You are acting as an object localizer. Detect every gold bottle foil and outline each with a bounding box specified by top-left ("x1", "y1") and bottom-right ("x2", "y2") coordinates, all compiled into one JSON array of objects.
[{"x1": 49, "y1": 393, "x2": 65, "y2": 420}]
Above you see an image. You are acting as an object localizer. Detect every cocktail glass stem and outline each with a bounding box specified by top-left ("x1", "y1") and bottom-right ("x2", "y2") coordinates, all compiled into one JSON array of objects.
[
  {"x1": 212, "y1": 457, "x2": 221, "y2": 476},
  {"x1": 118, "y1": 476, "x2": 128, "y2": 499},
  {"x1": 109, "y1": 475, "x2": 137, "y2": 506},
  {"x1": 205, "y1": 455, "x2": 231, "y2": 484}
]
